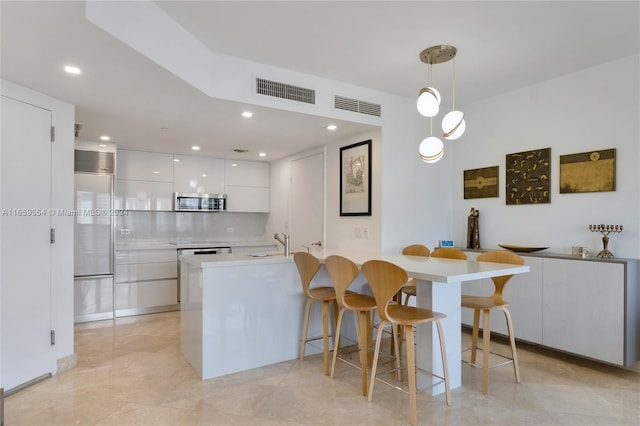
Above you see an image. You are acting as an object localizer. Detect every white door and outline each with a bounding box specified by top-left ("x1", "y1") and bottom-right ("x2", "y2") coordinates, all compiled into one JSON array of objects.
[
  {"x1": 1, "y1": 95, "x2": 54, "y2": 390},
  {"x1": 290, "y1": 152, "x2": 324, "y2": 252}
]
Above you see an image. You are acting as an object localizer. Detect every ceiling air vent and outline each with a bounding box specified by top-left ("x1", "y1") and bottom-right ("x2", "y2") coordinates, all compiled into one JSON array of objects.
[
  {"x1": 334, "y1": 95, "x2": 381, "y2": 117},
  {"x1": 256, "y1": 78, "x2": 315, "y2": 104}
]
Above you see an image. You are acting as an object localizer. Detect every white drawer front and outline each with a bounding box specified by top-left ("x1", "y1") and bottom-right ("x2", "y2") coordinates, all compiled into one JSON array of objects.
[
  {"x1": 115, "y1": 279, "x2": 177, "y2": 309},
  {"x1": 116, "y1": 261, "x2": 177, "y2": 283},
  {"x1": 116, "y1": 249, "x2": 177, "y2": 264}
]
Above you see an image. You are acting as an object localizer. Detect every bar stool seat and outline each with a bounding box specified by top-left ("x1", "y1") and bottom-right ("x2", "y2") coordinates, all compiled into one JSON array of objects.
[{"x1": 294, "y1": 252, "x2": 339, "y2": 376}]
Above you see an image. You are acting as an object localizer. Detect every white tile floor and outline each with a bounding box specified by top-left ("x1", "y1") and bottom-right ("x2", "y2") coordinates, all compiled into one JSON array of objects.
[{"x1": 5, "y1": 311, "x2": 640, "y2": 425}]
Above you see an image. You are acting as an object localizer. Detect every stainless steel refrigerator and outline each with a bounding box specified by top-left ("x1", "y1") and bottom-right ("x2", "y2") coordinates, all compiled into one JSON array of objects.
[{"x1": 74, "y1": 150, "x2": 115, "y2": 322}]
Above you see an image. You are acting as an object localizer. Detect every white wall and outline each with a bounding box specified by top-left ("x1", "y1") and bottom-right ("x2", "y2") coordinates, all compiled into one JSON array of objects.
[
  {"x1": 325, "y1": 129, "x2": 382, "y2": 251},
  {"x1": 0, "y1": 80, "x2": 76, "y2": 377},
  {"x1": 451, "y1": 54, "x2": 640, "y2": 258}
]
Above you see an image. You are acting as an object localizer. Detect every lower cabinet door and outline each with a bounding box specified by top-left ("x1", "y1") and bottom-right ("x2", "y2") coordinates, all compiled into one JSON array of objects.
[
  {"x1": 115, "y1": 279, "x2": 178, "y2": 316},
  {"x1": 542, "y1": 259, "x2": 624, "y2": 365},
  {"x1": 74, "y1": 276, "x2": 115, "y2": 323}
]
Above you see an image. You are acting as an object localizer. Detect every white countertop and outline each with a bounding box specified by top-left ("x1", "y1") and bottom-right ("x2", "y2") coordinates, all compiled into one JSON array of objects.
[
  {"x1": 180, "y1": 248, "x2": 530, "y2": 283},
  {"x1": 180, "y1": 252, "x2": 289, "y2": 267},
  {"x1": 116, "y1": 240, "x2": 277, "y2": 251}
]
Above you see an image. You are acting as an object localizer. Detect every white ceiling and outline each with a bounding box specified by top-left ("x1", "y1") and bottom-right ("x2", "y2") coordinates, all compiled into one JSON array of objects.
[{"x1": 2, "y1": 1, "x2": 639, "y2": 161}]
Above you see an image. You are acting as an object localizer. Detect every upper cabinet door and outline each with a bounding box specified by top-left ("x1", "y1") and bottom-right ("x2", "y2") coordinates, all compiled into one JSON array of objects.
[
  {"x1": 117, "y1": 150, "x2": 173, "y2": 182},
  {"x1": 173, "y1": 155, "x2": 225, "y2": 194},
  {"x1": 224, "y1": 160, "x2": 269, "y2": 187}
]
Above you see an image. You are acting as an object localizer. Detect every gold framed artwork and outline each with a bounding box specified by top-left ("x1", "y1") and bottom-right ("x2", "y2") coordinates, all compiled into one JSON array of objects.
[
  {"x1": 505, "y1": 147, "x2": 551, "y2": 205},
  {"x1": 559, "y1": 148, "x2": 616, "y2": 193},
  {"x1": 464, "y1": 166, "x2": 499, "y2": 199}
]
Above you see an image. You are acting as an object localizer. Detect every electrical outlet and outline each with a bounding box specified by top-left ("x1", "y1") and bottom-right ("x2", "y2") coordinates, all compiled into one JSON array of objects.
[
  {"x1": 226, "y1": 227, "x2": 235, "y2": 233},
  {"x1": 362, "y1": 227, "x2": 369, "y2": 239},
  {"x1": 354, "y1": 226, "x2": 362, "y2": 238},
  {"x1": 120, "y1": 228, "x2": 130, "y2": 236}
]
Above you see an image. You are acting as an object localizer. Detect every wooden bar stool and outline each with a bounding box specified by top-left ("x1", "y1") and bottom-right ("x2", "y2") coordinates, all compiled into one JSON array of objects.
[
  {"x1": 400, "y1": 244, "x2": 431, "y2": 305},
  {"x1": 463, "y1": 250, "x2": 524, "y2": 394},
  {"x1": 325, "y1": 255, "x2": 377, "y2": 396},
  {"x1": 362, "y1": 259, "x2": 450, "y2": 426},
  {"x1": 294, "y1": 252, "x2": 338, "y2": 375}
]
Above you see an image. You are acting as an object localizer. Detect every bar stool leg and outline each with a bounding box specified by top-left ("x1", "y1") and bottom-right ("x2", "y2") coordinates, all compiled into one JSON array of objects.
[
  {"x1": 471, "y1": 309, "x2": 480, "y2": 364},
  {"x1": 330, "y1": 308, "x2": 346, "y2": 378},
  {"x1": 435, "y1": 320, "x2": 451, "y2": 405},
  {"x1": 322, "y1": 300, "x2": 330, "y2": 375},
  {"x1": 300, "y1": 299, "x2": 313, "y2": 360},
  {"x1": 502, "y1": 307, "x2": 521, "y2": 383},
  {"x1": 367, "y1": 320, "x2": 388, "y2": 402},
  {"x1": 482, "y1": 309, "x2": 491, "y2": 394},
  {"x1": 358, "y1": 310, "x2": 369, "y2": 396},
  {"x1": 405, "y1": 324, "x2": 418, "y2": 425}
]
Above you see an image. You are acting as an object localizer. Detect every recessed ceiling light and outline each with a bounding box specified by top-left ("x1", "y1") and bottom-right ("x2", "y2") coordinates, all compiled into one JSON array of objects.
[
  {"x1": 100, "y1": 135, "x2": 110, "y2": 141},
  {"x1": 153, "y1": 171, "x2": 159, "y2": 174},
  {"x1": 64, "y1": 65, "x2": 81, "y2": 75},
  {"x1": 327, "y1": 124, "x2": 337, "y2": 131},
  {"x1": 259, "y1": 152, "x2": 267, "y2": 157},
  {"x1": 231, "y1": 163, "x2": 238, "y2": 167},
  {"x1": 241, "y1": 111, "x2": 253, "y2": 118},
  {"x1": 202, "y1": 174, "x2": 207, "y2": 178},
  {"x1": 192, "y1": 146, "x2": 200, "y2": 151},
  {"x1": 99, "y1": 144, "x2": 107, "y2": 148},
  {"x1": 173, "y1": 158, "x2": 180, "y2": 162}
]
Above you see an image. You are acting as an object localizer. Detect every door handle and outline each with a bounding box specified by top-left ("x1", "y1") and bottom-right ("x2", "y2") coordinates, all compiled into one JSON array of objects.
[{"x1": 312, "y1": 241, "x2": 322, "y2": 247}]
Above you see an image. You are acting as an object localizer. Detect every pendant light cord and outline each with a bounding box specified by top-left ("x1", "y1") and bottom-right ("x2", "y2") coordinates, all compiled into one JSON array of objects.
[{"x1": 451, "y1": 57, "x2": 456, "y2": 111}]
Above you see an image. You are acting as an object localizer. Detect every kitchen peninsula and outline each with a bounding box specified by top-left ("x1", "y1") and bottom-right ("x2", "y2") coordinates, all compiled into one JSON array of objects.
[{"x1": 179, "y1": 249, "x2": 530, "y2": 394}]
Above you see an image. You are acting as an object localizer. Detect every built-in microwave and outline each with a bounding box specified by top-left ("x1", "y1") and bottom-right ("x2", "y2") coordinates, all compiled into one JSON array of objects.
[{"x1": 174, "y1": 193, "x2": 227, "y2": 211}]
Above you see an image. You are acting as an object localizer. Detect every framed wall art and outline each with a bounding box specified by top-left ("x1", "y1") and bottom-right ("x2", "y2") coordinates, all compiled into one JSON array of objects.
[
  {"x1": 505, "y1": 147, "x2": 551, "y2": 205},
  {"x1": 559, "y1": 148, "x2": 616, "y2": 193},
  {"x1": 340, "y1": 139, "x2": 371, "y2": 216},
  {"x1": 464, "y1": 166, "x2": 499, "y2": 199}
]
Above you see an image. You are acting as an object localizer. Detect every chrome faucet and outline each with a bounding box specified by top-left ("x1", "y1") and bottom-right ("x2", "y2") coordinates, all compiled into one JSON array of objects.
[{"x1": 274, "y1": 233, "x2": 290, "y2": 257}]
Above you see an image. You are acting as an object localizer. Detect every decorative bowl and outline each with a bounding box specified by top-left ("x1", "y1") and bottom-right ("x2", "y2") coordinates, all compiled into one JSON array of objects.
[{"x1": 498, "y1": 244, "x2": 549, "y2": 253}]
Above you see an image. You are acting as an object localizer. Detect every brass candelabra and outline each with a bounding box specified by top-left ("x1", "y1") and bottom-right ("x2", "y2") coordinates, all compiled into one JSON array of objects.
[{"x1": 589, "y1": 224, "x2": 622, "y2": 258}]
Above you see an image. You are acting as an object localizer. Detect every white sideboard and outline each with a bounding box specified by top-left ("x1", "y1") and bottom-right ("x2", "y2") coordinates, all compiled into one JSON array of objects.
[{"x1": 462, "y1": 249, "x2": 639, "y2": 367}]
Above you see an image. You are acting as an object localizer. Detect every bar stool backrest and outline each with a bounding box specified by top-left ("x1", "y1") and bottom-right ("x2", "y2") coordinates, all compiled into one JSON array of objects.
[
  {"x1": 324, "y1": 255, "x2": 359, "y2": 309},
  {"x1": 361, "y1": 260, "x2": 408, "y2": 322},
  {"x1": 402, "y1": 244, "x2": 431, "y2": 256},
  {"x1": 476, "y1": 250, "x2": 524, "y2": 302},
  {"x1": 294, "y1": 252, "x2": 321, "y2": 297},
  {"x1": 431, "y1": 247, "x2": 468, "y2": 260}
]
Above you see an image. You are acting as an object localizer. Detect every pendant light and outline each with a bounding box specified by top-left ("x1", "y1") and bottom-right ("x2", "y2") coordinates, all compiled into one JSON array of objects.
[
  {"x1": 416, "y1": 62, "x2": 440, "y2": 117},
  {"x1": 417, "y1": 45, "x2": 466, "y2": 162},
  {"x1": 442, "y1": 55, "x2": 466, "y2": 140},
  {"x1": 418, "y1": 116, "x2": 444, "y2": 163}
]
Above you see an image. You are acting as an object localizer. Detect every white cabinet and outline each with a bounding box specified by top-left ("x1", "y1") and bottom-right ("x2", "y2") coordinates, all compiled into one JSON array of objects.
[
  {"x1": 117, "y1": 150, "x2": 173, "y2": 182},
  {"x1": 114, "y1": 179, "x2": 173, "y2": 211},
  {"x1": 173, "y1": 155, "x2": 225, "y2": 194},
  {"x1": 462, "y1": 252, "x2": 543, "y2": 344},
  {"x1": 115, "y1": 248, "x2": 178, "y2": 316},
  {"x1": 115, "y1": 150, "x2": 174, "y2": 211},
  {"x1": 224, "y1": 160, "x2": 270, "y2": 212},
  {"x1": 542, "y1": 258, "x2": 626, "y2": 365},
  {"x1": 461, "y1": 249, "x2": 640, "y2": 367}
]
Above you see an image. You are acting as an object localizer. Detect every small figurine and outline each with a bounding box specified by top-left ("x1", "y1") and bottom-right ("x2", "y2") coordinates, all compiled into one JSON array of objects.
[{"x1": 467, "y1": 208, "x2": 480, "y2": 249}]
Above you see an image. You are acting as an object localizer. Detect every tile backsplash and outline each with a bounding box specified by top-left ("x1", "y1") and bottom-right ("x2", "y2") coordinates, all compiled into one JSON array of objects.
[{"x1": 116, "y1": 211, "x2": 268, "y2": 243}]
